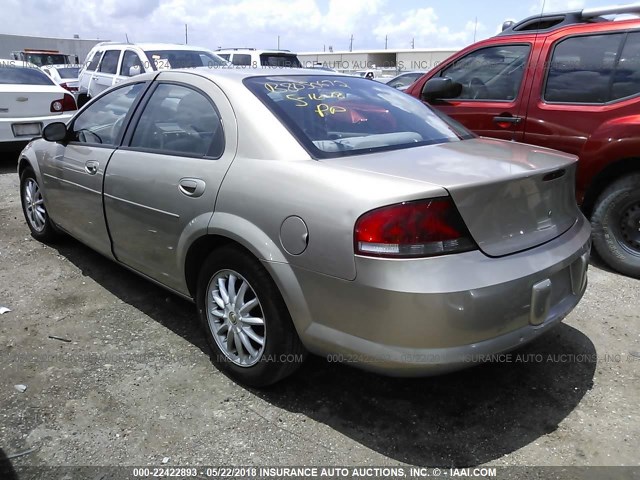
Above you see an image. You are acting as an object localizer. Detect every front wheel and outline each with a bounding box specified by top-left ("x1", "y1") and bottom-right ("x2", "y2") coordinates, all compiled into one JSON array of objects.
[
  {"x1": 20, "y1": 169, "x2": 59, "y2": 243},
  {"x1": 591, "y1": 173, "x2": 640, "y2": 278},
  {"x1": 196, "y1": 246, "x2": 306, "y2": 387}
]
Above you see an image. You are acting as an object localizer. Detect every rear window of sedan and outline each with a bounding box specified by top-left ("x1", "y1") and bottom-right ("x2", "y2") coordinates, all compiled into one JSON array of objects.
[
  {"x1": 0, "y1": 65, "x2": 55, "y2": 85},
  {"x1": 244, "y1": 75, "x2": 469, "y2": 158},
  {"x1": 56, "y1": 67, "x2": 80, "y2": 79}
]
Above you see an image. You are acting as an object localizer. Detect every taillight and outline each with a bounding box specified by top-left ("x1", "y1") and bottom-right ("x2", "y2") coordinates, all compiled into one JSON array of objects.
[
  {"x1": 354, "y1": 197, "x2": 476, "y2": 258},
  {"x1": 59, "y1": 83, "x2": 78, "y2": 92},
  {"x1": 50, "y1": 93, "x2": 77, "y2": 112}
]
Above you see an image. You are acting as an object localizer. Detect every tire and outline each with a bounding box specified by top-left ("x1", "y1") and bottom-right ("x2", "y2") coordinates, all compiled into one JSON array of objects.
[
  {"x1": 20, "y1": 168, "x2": 59, "y2": 243},
  {"x1": 591, "y1": 173, "x2": 640, "y2": 278},
  {"x1": 196, "y1": 245, "x2": 306, "y2": 387}
]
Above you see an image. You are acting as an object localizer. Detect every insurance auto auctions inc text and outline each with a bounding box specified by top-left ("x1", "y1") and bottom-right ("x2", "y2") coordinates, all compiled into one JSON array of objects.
[{"x1": 257, "y1": 467, "x2": 497, "y2": 478}]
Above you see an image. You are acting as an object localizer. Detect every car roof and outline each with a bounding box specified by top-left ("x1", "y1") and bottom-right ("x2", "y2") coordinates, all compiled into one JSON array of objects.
[
  {"x1": 216, "y1": 48, "x2": 297, "y2": 54},
  {"x1": 130, "y1": 67, "x2": 342, "y2": 86},
  {"x1": 93, "y1": 43, "x2": 212, "y2": 51}
]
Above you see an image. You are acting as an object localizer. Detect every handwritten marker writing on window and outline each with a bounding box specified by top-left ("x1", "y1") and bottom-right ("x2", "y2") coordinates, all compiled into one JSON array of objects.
[{"x1": 315, "y1": 104, "x2": 347, "y2": 117}]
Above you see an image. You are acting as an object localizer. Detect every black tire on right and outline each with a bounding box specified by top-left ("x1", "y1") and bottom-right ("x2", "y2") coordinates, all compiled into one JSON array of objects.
[{"x1": 591, "y1": 173, "x2": 640, "y2": 279}]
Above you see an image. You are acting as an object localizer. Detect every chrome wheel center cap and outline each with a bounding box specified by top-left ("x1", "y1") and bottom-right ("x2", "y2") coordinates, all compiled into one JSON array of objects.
[{"x1": 229, "y1": 311, "x2": 238, "y2": 325}]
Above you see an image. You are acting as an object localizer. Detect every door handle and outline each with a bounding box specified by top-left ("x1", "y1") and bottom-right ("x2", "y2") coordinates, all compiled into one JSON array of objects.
[
  {"x1": 85, "y1": 160, "x2": 99, "y2": 175},
  {"x1": 178, "y1": 178, "x2": 206, "y2": 197},
  {"x1": 493, "y1": 115, "x2": 522, "y2": 125}
]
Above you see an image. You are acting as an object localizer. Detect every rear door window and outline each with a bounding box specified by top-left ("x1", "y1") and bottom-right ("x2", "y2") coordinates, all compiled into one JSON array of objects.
[
  {"x1": 232, "y1": 54, "x2": 252, "y2": 66},
  {"x1": 440, "y1": 45, "x2": 531, "y2": 101},
  {"x1": 545, "y1": 33, "x2": 625, "y2": 103},
  {"x1": 611, "y1": 32, "x2": 640, "y2": 101},
  {"x1": 99, "y1": 50, "x2": 121, "y2": 74}
]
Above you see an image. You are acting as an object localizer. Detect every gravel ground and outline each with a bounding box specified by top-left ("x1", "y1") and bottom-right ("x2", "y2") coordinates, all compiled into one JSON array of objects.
[{"x1": 0, "y1": 152, "x2": 639, "y2": 475}]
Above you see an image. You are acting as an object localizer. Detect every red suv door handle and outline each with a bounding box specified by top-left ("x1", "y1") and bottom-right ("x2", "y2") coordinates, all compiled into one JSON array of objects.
[{"x1": 493, "y1": 115, "x2": 522, "y2": 125}]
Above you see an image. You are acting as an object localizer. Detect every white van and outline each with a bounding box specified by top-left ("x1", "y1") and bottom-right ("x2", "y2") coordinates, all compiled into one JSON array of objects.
[
  {"x1": 214, "y1": 48, "x2": 301, "y2": 68},
  {"x1": 77, "y1": 42, "x2": 229, "y2": 106}
]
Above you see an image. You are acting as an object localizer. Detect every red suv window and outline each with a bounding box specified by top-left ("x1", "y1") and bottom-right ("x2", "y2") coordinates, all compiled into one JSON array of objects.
[
  {"x1": 545, "y1": 33, "x2": 625, "y2": 103},
  {"x1": 438, "y1": 44, "x2": 531, "y2": 101}
]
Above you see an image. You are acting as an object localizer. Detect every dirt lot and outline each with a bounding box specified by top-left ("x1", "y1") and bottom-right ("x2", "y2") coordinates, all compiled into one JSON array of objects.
[{"x1": 0, "y1": 152, "x2": 639, "y2": 474}]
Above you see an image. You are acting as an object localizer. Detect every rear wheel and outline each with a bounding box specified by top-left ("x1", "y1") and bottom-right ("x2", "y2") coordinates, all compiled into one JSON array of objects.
[
  {"x1": 20, "y1": 168, "x2": 59, "y2": 243},
  {"x1": 591, "y1": 174, "x2": 640, "y2": 278},
  {"x1": 196, "y1": 246, "x2": 305, "y2": 387}
]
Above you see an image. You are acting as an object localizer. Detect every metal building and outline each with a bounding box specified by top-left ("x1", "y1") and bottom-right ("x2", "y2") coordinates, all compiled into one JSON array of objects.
[
  {"x1": 0, "y1": 33, "x2": 104, "y2": 64},
  {"x1": 298, "y1": 48, "x2": 460, "y2": 75}
]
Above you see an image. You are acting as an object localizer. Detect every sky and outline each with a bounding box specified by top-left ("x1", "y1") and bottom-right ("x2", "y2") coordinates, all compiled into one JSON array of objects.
[{"x1": 0, "y1": 0, "x2": 623, "y2": 53}]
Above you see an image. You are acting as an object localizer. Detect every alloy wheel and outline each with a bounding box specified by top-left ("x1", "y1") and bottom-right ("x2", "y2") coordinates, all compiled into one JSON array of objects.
[
  {"x1": 24, "y1": 178, "x2": 47, "y2": 232},
  {"x1": 206, "y1": 269, "x2": 266, "y2": 367}
]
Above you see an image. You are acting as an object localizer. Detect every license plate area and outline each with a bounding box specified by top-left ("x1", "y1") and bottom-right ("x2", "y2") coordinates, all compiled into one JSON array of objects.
[{"x1": 12, "y1": 122, "x2": 42, "y2": 137}]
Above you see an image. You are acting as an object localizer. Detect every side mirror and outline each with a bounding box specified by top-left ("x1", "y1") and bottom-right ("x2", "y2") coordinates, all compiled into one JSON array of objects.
[
  {"x1": 128, "y1": 65, "x2": 141, "y2": 76},
  {"x1": 42, "y1": 122, "x2": 68, "y2": 142},
  {"x1": 421, "y1": 77, "x2": 462, "y2": 102}
]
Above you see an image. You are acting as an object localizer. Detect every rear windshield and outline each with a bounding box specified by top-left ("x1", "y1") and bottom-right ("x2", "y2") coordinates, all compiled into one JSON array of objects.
[
  {"x1": 24, "y1": 53, "x2": 68, "y2": 66},
  {"x1": 56, "y1": 67, "x2": 80, "y2": 78},
  {"x1": 0, "y1": 66, "x2": 55, "y2": 85},
  {"x1": 260, "y1": 54, "x2": 302, "y2": 68},
  {"x1": 144, "y1": 50, "x2": 229, "y2": 70},
  {"x1": 244, "y1": 75, "x2": 469, "y2": 158}
]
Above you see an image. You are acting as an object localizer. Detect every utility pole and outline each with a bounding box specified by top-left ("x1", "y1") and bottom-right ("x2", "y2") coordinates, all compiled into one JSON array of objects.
[
  {"x1": 411, "y1": 38, "x2": 415, "y2": 49},
  {"x1": 349, "y1": 34, "x2": 353, "y2": 52},
  {"x1": 385, "y1": 35, "x2": 388, "y2": 49},
  {"x1": 277, "y1": 35, "x2": 280, "y2": 50},
  {"x1": 185, "y1": 24, "x2": 188, "y2": 44}
]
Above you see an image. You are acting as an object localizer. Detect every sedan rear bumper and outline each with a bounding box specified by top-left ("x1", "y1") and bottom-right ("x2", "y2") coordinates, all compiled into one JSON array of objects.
[
  {"x1": 0, "y1": 113, "x2": 74, "y2": 144},
  {"x1": 268, "y1": 214, "x2": 591, "y2": 376}
]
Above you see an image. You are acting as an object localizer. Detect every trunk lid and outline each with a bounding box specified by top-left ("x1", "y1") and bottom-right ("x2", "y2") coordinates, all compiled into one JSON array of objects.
[
  {"x1": 330, "y1": 137, "x2": 580, "y2": 257},
  {"x1": 0, "y1": 85, "x2": 67, "y2": 118}
]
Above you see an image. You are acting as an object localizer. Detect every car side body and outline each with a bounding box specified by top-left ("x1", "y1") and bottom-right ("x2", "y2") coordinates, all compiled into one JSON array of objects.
[
  {"x1": 406, "y1": 7, "x2": 640, "y2": 277},
  {"x1": 18, "y1": 69, "x2": 590, "y2": 384},
  {"x1": 0, "y1": 59, "x2": 76, "y2": 151},
  {"x1": 76, "y1": 42, "x2": 229, "y2": 107}
]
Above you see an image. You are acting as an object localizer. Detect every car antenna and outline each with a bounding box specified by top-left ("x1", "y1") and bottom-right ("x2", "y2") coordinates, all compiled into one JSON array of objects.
[{"x1": 125, "y1": 33, "x2": 131, "y2": 43}]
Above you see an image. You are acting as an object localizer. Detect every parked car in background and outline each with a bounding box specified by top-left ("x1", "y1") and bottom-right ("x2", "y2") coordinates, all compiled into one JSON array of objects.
[
  {"x1": 41, "y1": 64, "x2": 80, "y2": 93},
  {"x1": 383, "y1": 71, "x2": 426, "y2": 90},
  {"x1": 407, "y1": 4, "x2": 640, "y2": 278},
  {"x1": 77, "y1": 42, "x2": 230, "y2": 106},
  {"x1": 19, "y1": 69, "x2": 589, "y2": 386},
  {"x1": 215, "y1": 48, "x2": 302, "y2": 68},
  {"x1": 11, "y1": 49, "x2": 78, "y2": 66},
  {"x1": 0, "y1": 59, "x2": 76, "y2": 151},
  {"x1": 355, "y1": 69, "x2": 377, "y2": 79}
]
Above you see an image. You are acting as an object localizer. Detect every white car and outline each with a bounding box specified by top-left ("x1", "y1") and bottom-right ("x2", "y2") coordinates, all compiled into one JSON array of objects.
[
  {"x1": 77, "y1": 42, "x2": 230, "y2": 106},
  {"x1": 41, "y1": 64, "x2": 81, "y2": 93},
  {"x1": 383, "y1": 71, "x2": 427, "y2": 90},
  {"x1": 0, "y1": 59, "x2": 76, "y2": 150},
  {"x1": 215, "y1": 48, "x2": 302, "y2": 68}
]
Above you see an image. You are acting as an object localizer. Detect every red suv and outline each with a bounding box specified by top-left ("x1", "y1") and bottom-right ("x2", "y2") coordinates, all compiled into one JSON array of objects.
[{"x1": 407, "y1": 4, "x2": 640, "y2": 278}]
